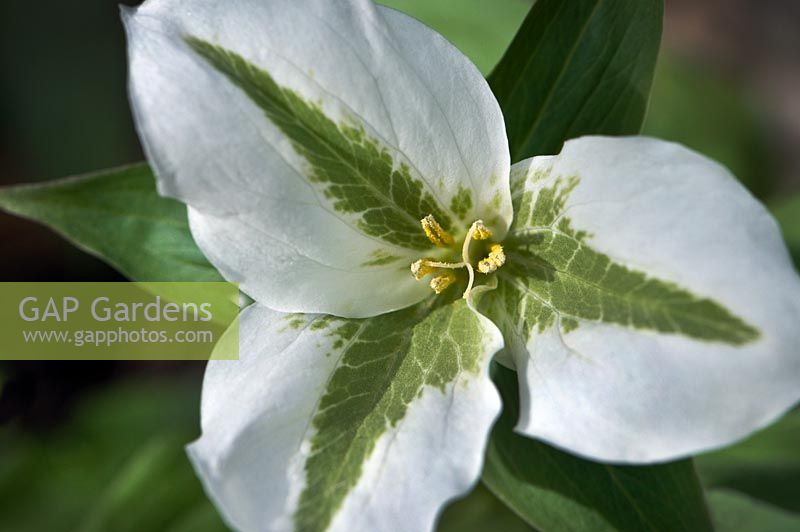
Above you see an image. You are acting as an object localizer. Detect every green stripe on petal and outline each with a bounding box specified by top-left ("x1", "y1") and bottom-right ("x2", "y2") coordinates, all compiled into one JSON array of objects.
[
  {"x1": 188, "y1": 300, "x2": 502, "y2": 532},
  {"x1": 295, "y1": 297, "x2": 492, "y2": 530},
  {"x1": 489, "y1": 165, "x2": 759, "y2": 346},
  {"x1": 186, "y1": 37, "x2": 453, "y2": 250}
]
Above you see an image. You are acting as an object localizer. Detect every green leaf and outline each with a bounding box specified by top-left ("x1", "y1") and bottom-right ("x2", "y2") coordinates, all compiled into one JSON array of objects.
[
  {"x1": 482, "y1": 363, "x2": 713, "y2": 532},
  {"x1": 489, "y1": 0, "x2": 663, "y2": 161},
  {"x1": 376, "y1": 0, "x2": 530, "y2": 75},
  {"x1": 437, "y1": 483, "x2": 532, "y2": 532},
  {"x1": 0, "y1": 378, "x2": 226, "y2": 532},
  {"x1": 696, "y1": 409, "x2": 800, "y2": 513},
  {"x1": 707, "y1": 489, "x2": 800, "y2": 532},
  {"x1": 79, "y1": 435, "x2": 222, "y2": 532},
  {"x1": 0, "y1": 164, "x2": 221, "y2": 282},
  {"x1": 165, "y1": 502, "x2": 232, "y2": 532},
  {"x1": 771, "y1": 197, "x2": 800, "y2": 270}
]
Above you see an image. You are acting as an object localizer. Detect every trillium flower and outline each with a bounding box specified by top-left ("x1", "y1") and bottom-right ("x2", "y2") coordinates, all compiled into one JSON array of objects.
[{"x1": 123, "y1": 0, "x2": 800, "y2": 530}]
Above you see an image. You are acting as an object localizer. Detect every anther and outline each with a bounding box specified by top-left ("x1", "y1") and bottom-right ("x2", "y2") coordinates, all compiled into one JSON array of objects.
[
  {"x1": 478, "y1": 244, "x2": 506, "y2": 274},
  {"x1": 429, "y1": 272, "x2": 457, "y2": 294},
  {"x1": 471, "y1": 221, "x2": 492, "y2": 241},
  {"x1": 411, "y1": 219, "x2": 507, "y2": 300},
  {"x1": 421, "y1": 214, "x2": 454, "y2": 247},
  {"x1": 411, "y1": 259, "x2": 437, "y2": 280}
]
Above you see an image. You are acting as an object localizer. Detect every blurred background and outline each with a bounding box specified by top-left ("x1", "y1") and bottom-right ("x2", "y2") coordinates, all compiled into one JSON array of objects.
[{"x1": 0, "y1": 0, "x2": 798, "y2": 530}]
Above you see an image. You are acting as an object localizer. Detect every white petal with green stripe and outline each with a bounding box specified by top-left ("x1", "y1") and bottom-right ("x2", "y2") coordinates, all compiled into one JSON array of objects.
[
  {"x1": 123, "y1": 0, "x2": 511, "y2": 317},
  {"x1": 188, "y1": 298, "x2": 503, "y2": 531},
  {"x1": 481, "y1": 136, "x2": 800, "y2": 463}
]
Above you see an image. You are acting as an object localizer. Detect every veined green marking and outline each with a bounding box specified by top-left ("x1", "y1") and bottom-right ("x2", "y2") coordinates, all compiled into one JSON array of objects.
[
  {"x1": 449, "y1": 186, "x2": 473, "y2": 220},
  {"x1": 295, "y1": 298, "x2": 488, "y2": 531},
  {"x1": 484, "y1": 170, "x2": 759, "y2": 345},
  {"x1": 360, "y1": 249, "x2": 403, "y2": 267},
  {"x1": 510, "y1": 169, "x2": 590, "y2": 240},
  {"x1": 186, "y1": 37, "x2": 453, "y2": 251},
  {"x1": 282, "y1": 314, "x2": 308, "y2": 332}
]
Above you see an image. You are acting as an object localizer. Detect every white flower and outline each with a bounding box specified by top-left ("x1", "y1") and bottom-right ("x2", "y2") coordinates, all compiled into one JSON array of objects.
[{"x1": 123, "y1": 0, "x2": 800, "y2": 530}]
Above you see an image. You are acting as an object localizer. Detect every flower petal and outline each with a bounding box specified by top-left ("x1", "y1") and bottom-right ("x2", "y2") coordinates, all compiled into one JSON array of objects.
[
  {"x1": 188, "y1": 298, "x2": 503, "y2": 531},
  {"x1": 480, "y1": 136, "x2": 800, "y2": 463},
  {"x1": 123, "y1": 0, "x2": 511, "y2": 317}
]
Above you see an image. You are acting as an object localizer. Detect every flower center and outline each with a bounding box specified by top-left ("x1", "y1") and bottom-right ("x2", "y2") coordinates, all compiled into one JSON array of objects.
[{"x1": 410, "y1": 215, "x2": 506, "y2": 299}]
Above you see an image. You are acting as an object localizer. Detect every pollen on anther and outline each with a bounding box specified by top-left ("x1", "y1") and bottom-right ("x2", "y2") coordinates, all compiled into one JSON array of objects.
[
  {"x1": 471, "y1": 220, "x2": 492, "y2": 241},
  {"x1": 429, "y1": 271, "x2": 457, "y2": 294},
  {"x1": 478, "y1": 244, "x2": 506, "y2": 274},
  {"x1": 411, "y1": 259, "x2": 436, "y2": 280},
  {"x1": 420, "y1": 214, "x2": 454, "y2": 247}
]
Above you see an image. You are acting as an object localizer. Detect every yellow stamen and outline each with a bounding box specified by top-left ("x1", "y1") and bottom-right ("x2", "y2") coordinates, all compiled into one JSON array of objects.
[
  {"x1": 478, "y1": 244, "x2": 506, "y2": 274},
  {"x1": 410, "y1": 218, "x2": 507, "y2": 299},
  {"x1": 429, "y1": 271, "x2": 457, "y2": 294},
  {"x1": 411, "y1": 259, "x2": 435, "y2": 280},
  {"x1": 471, "y1": 221, "x2": 492, "y2": 241},
  {"x1": 411, "y1": 258, "x2": 465, "y2": 280},
  {"x1": 421, "y1": 214, "x2": 454, "y2": 247}
]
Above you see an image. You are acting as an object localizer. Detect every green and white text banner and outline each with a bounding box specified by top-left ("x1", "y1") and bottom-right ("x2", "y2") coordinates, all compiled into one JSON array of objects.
[{"x1": 0, "y1": 282, "x2": 239, "y2": 360}]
